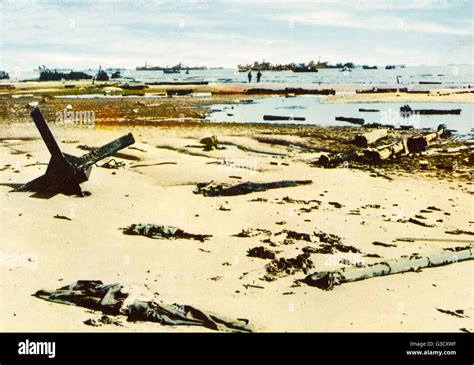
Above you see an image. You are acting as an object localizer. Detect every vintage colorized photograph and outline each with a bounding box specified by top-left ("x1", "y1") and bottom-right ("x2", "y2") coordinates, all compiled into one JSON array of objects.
[{"x1": 0, "y1": 0, "x2": 472, "y2": 360}]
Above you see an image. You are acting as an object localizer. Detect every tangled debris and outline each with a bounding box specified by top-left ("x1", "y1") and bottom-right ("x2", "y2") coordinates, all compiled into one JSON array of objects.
[
  {"x1": 34, "y1": 281, "x2": 253, "y2": 332},
  {"x1": 264, "y1": 253, "x2": 314, "y2": 281},
  {"x1": 247, "y1": 246, "x2": 278, "y2": 260},
  {"x1": 194, "y1": 180, "x2": 312, "y2": 197},
  {"x1": 276, "y1": 229, "x2": 312, "y2": 242},
  {"x1": 234, "y1": 228, "x2": 271, "y2": 238},
  {"x1": 313, "y1": 231, "x2": 361, "y2": 253},
  {"x1": 98, "y1": 158, "x2": 126, "y2": 169},
  {"x1": 123, "y1": 224, "x2": 212, "y2": 242},
  {"x1": 84, "y1": 315, "x2": 123, "y2": 327}
]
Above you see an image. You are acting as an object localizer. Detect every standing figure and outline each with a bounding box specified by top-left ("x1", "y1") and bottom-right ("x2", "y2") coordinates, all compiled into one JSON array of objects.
[
  {"x1": 248, "y1": 71, "x2": 252, "y2": 83},
  {"x1": 257, "y1": 71, "x2": 262, "y2": 83}
]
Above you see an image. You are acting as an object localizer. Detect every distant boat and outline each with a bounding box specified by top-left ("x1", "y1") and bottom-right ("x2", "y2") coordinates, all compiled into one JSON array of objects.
[
  {"x1": 136, "y1": 62, "x2": 207, "y2": 71},
  {"x1": 362, "y1": 65, "x2": 378, "y2": 70},
  {"x1": 163, "y1": 69, "x2": 181, "y2": 74},
  {"x1": 111, "y1": 71, "x2": 121, "y2": 79},
  {"x1": 385, "y1": 65, "x2": 396, "y2": 70},
  {"x1": 95, "y1": 66, "x2": 109, "y2": 81},
  {"x1": 291, "y1": 63, "x2": 319, "y2": 72},
  {"x1": 37, "y1": 65, "x2": 92, "y2": 81}
]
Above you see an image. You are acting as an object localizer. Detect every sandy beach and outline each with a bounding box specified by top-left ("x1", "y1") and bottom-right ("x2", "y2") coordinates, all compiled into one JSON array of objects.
[{"x1": 0, "y1": 80, "x2": 472, "y2": 333}]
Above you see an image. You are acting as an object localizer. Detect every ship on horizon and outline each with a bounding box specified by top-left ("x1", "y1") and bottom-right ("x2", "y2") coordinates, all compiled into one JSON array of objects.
[{"x1": 136, "y1": 62, "x2": 207, "y2": 71}]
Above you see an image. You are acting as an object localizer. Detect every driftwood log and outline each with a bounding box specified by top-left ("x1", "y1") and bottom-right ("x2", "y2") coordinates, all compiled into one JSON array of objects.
[
  {"x1": 365, "y1": 125, "x2": 447, "y2": 160},
  {"x1": 353, "y1": 129, "x2": 388, "y2": 148},
  {"x1": 364, "y1": 140, "x2": 408, "y2": 161},
  {"x1": 407, "y1": 126, "x2": 447, "y2": 154},
  {"x1": 335, "y1": 116, "x2": 364, "y2": 125},
  {"x1": 304, "y1": 246, "x2": 473, "y2": 290}
]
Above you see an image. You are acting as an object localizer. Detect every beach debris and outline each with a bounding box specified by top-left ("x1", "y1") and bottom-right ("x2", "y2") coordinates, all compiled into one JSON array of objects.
[
  {"x1": 98, "y1": 158, "x2": 126, "y2": 169},
  {"x1": 247, "y1": 246, "x2": 278, "y2": 260},
  {"x1": 436, "y1": 308, "x2": 468, "y2": 318},
  {"x1": 123, "y1": 223, "x2": 212, "y2": 242},
  {"x1": 166, "y1": 89, "x2": 193, "y2": 96},
  {"x1": 395, "y1": 238, "x2": 474, "y2": 244},
  {"x1": 34, "y1": 281, "x2": 253, "y2": 332},
  {"x1": 263, "y1": 115, "x2": 306, "y2": 121},
  {"x1": 246, "y1": 87, "x2": 335, "y2": 96},
  {"x1": 13, "y1": 107, "x2": 135, "y2": 197},
  {"x1": 335, "y1": 116, "x2": 365, "y2": 125},
  {"x1": 264, "y1": 253, "x2": 314, "y2": 281},
  {"x1": 400, "y1": 105, "x2": 461, "y2": 116},
  {"x1": 372, "y1": 241, "x2": 397, "y2": 248},
  {"x1": 200, "y1": 136, "x2": 218, "y2": 151},
  {"x1": 358, "y1": 108, "x2": 380, "y2": 112},
  {"x1": 408, "y1": 218, "x2": 435, "y2": 227},
  {"x1": 314, "y1": 231, "x2": 361, "y2": 253},
  {"x1": 406, "y1": 125, "x2": 449, "y2": 154},
  {"x1": 318, "y1": 152, "x2": 360, "y2": 168},
  {"x1": 243, "y1": 284, "x2": 265, "y2": 290},
  {"x1": 328, "y1": 201, "x2": 344, "y2": 209},
  {"x1": 364, "y1": 140, "x2": 408, "y2": 161},
  {"x1": 54, "y1": 214, "x2": 72, "y2": 221},
  {"x1": 249, "y1": 197, "x2": 268, "y2": 202},
  {"x1": 364, "y1": 253, "x2": 382, "y2": 258},
  {"x1": 279, "y1": 196, "x2": 321, "y2": 205},
  {"x1": 304, "y1": 246, "x2": 473, "y2": 290},
  {"x1": 353, "y1": 129, "x2": 388, "y2": 148},
  {"x1": 234, "y1": 228, "x2": 271, "y2": 237},
  {"x1": 84, "y1": 315, "x2": 123, "y2": 327},
  {"x1": 276, "y1": 229, "x2": 312, "y2": 242},
  {"x1": 445, "y1": 229, "x2": 474, "y2": 236},
  {"x1": 193, "y1": 180, "x2": 312, "y2": 197},
  {"x1": 299, "y1": 205, "x2": 319, "y2": 213},
  {"x1": 356, "y1": 87, "x2": 408, "y2": 94}
]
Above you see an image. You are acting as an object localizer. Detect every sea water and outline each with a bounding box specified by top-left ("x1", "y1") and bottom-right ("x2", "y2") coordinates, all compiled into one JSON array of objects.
[
  {"x1": 4, "y1": 65, "x2": 473, "y2": 88},
  {"x1": 206, "y1": 96, "x2": 473, "y2": 136}
]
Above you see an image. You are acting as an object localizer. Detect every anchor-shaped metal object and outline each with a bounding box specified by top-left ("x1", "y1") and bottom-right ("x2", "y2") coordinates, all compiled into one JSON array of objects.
[{"x1": 15, "y1": 107, "x2": 135, "y2": 197}]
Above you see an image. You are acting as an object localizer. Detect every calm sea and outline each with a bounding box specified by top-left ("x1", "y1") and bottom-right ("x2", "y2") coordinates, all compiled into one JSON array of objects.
[{"x1": 4, "y1": 65, "x2": 473, "y2": 88}]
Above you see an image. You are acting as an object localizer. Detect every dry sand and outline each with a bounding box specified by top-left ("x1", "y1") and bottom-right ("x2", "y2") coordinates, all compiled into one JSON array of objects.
[{"x1": 0, "y1": 119, "x2": 472, "y2": 332}]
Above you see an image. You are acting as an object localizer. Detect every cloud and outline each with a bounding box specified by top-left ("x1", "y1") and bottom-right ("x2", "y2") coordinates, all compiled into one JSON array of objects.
[{"x1": 276, "y1": 10, "x2": 472, "y2": 36}]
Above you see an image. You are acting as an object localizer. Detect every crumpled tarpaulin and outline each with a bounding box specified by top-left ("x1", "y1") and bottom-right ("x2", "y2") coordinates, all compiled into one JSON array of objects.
[
  {"x1": 34, "y1": 280, "x2": 254, "y2": 332},
  {"x1": 123, "y1": 224, "x2": 212, "y2": 242},
  {"x1": 194, "y1": 180, "x2": 313, "y2": 197}
]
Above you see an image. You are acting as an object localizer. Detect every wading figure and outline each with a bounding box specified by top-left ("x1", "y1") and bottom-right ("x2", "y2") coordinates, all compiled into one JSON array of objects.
[
  {"x1": 248, "y1": 71, "x2": 252, "y2": 83},
  {"x1": 257, "y1": 71, "x2": 262, "y2": 83}
]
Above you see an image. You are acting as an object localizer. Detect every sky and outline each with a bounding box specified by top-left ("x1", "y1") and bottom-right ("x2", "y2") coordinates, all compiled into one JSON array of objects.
[{"x1": 0, "y1": 0, "x2": 472, "y2": 71}]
